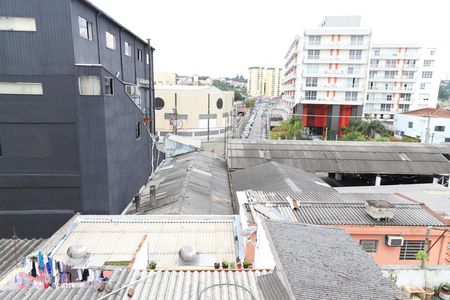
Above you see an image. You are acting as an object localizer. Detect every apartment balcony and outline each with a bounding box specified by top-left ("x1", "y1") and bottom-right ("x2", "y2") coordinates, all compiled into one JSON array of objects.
[
  {"x1": 302, "y1": 84, "x2": 364, "y2": 92},
  {"x1": 372, "y1": 53, "x2": 420, "y2": 59},
  {"x1": 302, "y1": 70, "x2": 366, "y2": 78},
  {"x1": 282, "y1": 84, "x2": 296, "y2": 91},
  {"x1": 303, "y1": 57, "x2": 368, "y2": 64},
  {"x1": 369, "y1": 65, "x2": 401, "y2": 70},
  {"x1": 285, "y1": 59, "x2": 298, "y2": 72},
  {"x1": 304, "y1": 42, "x2": 370, "y2": 50},
  {"x1": 402, "y1": 64, "x2": 419, "y2": 70},
  {"x1": 368, "y1": 76, "x2": 416, "y2": 83},
  {"x1": 300, "y1": 97, "x2": 364, "y2": 106},
  {"x1": 283, "y1": 72, "x2": 297, "y2": 82},
  {"x1": 367, "y1": 86, "x2": 414, "y2": 93}
]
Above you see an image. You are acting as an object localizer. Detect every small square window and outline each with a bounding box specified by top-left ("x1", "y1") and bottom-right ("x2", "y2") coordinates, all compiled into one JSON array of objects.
[
  {"x1": 135, "y1": 122, "x2": 141, "y2": 139},
  {"x1": 105, "y1": 31, "x2": 116, "y2": 50},
  {"x1": 360, "y1": 240, "x2": 378, "y2": 253},
  {"x1": 408, "y1": 122, "x2": 413, "y2": 128},
  {"x1": 124, "y1": 42, "x2": 132, "y2": 57},
  {"x1": 104, "y1": 77, "x2": 114, "y2": 95},
  {"x1": 435, "y1": 126, "x2": 445, "y2": 132},
  {"x1": 137, "y1": 49, "x2": 143, "y2": 61}
]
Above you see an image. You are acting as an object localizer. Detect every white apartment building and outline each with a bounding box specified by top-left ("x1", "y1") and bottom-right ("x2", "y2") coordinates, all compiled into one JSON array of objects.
[
  {"x1": 248, "y1": 66, "x2": 282, "y2": 98},
  {"x1": 248, "y1": 67, "x2": 265, "y2": 97},
  {"x1": 394, "y1": 108, "x2": 450, "y2": 143},
  {"x1": 282, "y1": 16, "x2": 371, "y2": 134},
  {"x1": 366, "y1": 45, "x2": 439, "y2": 120},
  {"x1": 282, "y1": 16, "x2": 439, "y2": 135}
]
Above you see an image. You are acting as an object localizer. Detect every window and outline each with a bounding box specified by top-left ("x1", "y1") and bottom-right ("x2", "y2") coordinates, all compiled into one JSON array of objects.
[
  {"x1": 373, "y1": 49, "x2": 380, "y2": 56},
  {"x1": 135, "y1": 122, "x2": 141, "y2": 139},
  {"x1": 309, "y1": 35, "x2": 321, "y2": 45},
  {"x1": 345, "y1": 92, "x2": 358, "y2": 101},
  {"x1": 306, "y1": 64, "x2": 319, "y2": 73},
  {"x1": 146, "y1": 53, "x2": 150, "y2": 65},
  {"x1": 78, "y1": 16, "x2": 93, "y2": 41},
  {"x1": 0, "y1": 17, "x2": 36, "y2": 31},
  {"x1": 435, "y1": 126, "x2": 445, "y2": 132},
  {"x1": 124, "y1": 42, "x2": 132, "y2": 57},
  {"x1": 399, "y1": 240, "x2": 426, "y2": 260},
  {"x1": 155, "y1": 97, "x2": 165, "y2": 110},
  {"x1": 137, "y1": 49, "x2": 143, "y2": 61},
  {"x1": 104, "y1": 77, "x2": 114, "y2": 95},
  {"x1": 384, "y1": 71, "x2": 395, "y2": 79},
  {"x1": 305, "y1": 77, "x2": 318, "y2": 87},
  {"x1": 386, "y1": 94, "x2": 392, "y2": 101},
  {"x1": 360, "y1": 240, "x2": 378, "y2": 253},
  {"x1": 420, "y1": 83, "x2": 426, "y2": 90},
  {"x1": 78, "y1": 76, "x2": 100, "y2": 95},
  {"x1": 105, "y1": 31, "x2": 116, "y2": 50},
  {"x1": 347, "y1": 65, "x2": 360, "y2": 74},
  {"x1": 0, "y1": 82, "x2": 43, "y2": 95},
  {"x1": 420, "y1": 93, "x2": 430, "y2": 101},
  {"x1": 307, "y1": 50, "x2": 320, "y2": 59},
  {"x1": 422, "y1": 71, "x2": 433, "y2": 78},
  {"x1": 408, "y1": 122, "x2": 413, "y2": 128},
  {"x1": 430, "y1": 49, "x2": 436, "y2": 55},
  {"x1": 349, "y1": 50, "x2": 362, "y2": 60},
  {"x1": 350, "y1": 35, "x2": 363, "y2": 45},
  {"x1": 386, "y1": 60, "x2": 396, "y2": 68},
  {"x1": 370, "y1": 59, "x2": 379, "y2": 67},
  {"x1": 399, "y1": 104, "x2": 409, "y2": 112},
  {"x1": 216, "y1": 98, "x2": 223, "y2": 109},
  {"x1": 305, "y1": 91, "x2": 317, "y2": 100},
  {"x1": 369, "y1": 71, "x2": 377, "y2": 79},
  {"x1": 403, "y1": 71, "x2": 414, "y2": 79},
  {"x1": 400, "y1": 93, "x2": 411, "y2": 101},
  {"x1": 381, "y1": 104, "x2": 391, "y2": 111},
  {"x1": 350, "y1": 78, "x2": 359, "y2": 88},
  {"x1": 423, "y1": 60, "x2": 433, "y2": 67}
]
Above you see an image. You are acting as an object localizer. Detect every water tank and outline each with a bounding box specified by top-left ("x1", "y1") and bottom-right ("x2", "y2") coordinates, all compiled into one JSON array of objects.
[{"x1": 67, "y1": 245, "x2": 88, "y2": 258}]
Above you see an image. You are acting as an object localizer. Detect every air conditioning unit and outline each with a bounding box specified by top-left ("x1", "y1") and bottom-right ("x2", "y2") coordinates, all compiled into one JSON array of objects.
[
  {"x1": 125, "y1": 85, "x2": 140, "y2": 97},
  {"x1": 385, "y1": 235, "x2": 404, "y2": 247}
]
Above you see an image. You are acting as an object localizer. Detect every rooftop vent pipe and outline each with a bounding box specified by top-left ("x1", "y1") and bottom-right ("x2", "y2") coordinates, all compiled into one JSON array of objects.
[
  {"x1": 149, "y1": 185, "x2": 156, "y2": 207},
  {"x1": 67, "y1": 245, "x2": 88, "y2": 258},
  {"x1": 365, "y1": 200, "x2": 395, "y2": 221},
  {"x1": 179, "y1": 245, "x2": 197, "y2": 262}
]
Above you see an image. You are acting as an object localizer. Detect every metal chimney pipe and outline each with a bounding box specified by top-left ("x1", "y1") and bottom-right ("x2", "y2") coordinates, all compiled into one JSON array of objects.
[{"x1": 150, "y1": 185, "x2": 156, "y2": 207}]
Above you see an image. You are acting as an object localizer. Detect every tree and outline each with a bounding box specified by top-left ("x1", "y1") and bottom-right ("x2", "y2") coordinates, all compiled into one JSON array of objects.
[
  {"x1": 339, "y1": 131, "x2": 367, "y2": 141},
  {"x1": 234, "y1": 90, "x2": 243, "y2": 101},
  {"x1": 342, "y1": 118, "x2": 385, "y2": 140},
  {"x1": 269, "y1": 117, "x2": 305, "y2": 140},
  {"x1": 438, "y1": 85, "x2": 450, "y2": 100}
]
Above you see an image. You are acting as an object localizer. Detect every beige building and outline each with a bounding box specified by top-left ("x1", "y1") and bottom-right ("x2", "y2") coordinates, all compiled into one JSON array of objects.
[
  {"x1": 247, "y1": 67, "x2": 265, "y2": 97},
  {"x1": 264, "y1": 67, "x2": 282, "y2": 97},
  {"x1": 154, "y1": 85, "x2": 234, "y2": 139},
  {"x1": 155, "y1": 72, "x2": 176, "y2": 85},
  {"x1": 247, "y1": 66, "x2": 282, "y2": 98}
]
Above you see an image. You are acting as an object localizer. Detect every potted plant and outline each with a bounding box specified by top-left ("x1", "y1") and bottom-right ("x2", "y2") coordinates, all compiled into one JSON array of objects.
[
  {"x1": 243, "y1": 259, "x2": 250, "y2": 269},
  {"x1": 148, "y1": 260, "x2": 157, "y2": 270},
  {"x1": 415, "y1": 251, "x2": 433, "y2": 300},
  {"x1": 229, "y1": 262, "x2": 235, "y2": 269},
  {"x1": 222, "y1": 260, "x2": 229, "y2": 269},
  {"x1": 439, "y1": 283, "x2": 450, "y2": 300},
  {"x1": 214, "y1": 262, "x2": 220, "y2": 269},
  {"x1": 236, "y1": 262, "x2": 242, "y2": 269}
]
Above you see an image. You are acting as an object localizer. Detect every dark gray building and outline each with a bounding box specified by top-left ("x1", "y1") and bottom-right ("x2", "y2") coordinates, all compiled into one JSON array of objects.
[{"x1": 0, "y1": 0, "x2": 156, "y2": 238}]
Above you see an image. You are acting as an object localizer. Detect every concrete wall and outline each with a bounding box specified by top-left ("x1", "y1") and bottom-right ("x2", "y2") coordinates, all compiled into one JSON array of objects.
[
  {"x1": 382, "y1": 266, "x2": 450, "y2": 290},
  {"x1": 155, "y1": 88, "x2": 234, "y2": 131}
]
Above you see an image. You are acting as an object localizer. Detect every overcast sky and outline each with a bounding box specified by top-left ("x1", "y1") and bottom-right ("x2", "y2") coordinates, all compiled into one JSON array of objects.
[{"x1": 90, "y1": 0, "x2": 449, "y2": 79}]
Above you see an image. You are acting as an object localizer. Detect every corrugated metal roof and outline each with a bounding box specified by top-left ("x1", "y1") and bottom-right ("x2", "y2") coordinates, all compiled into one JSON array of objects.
[
  {"x1": 231, "y1": 162, "x2": 333, "y2": 193},
  {"x1": 0, "y1": 239, "x2": 45, "y2": 280},
  {"x1": 125, "y1": 152, "x2": 232, "y2": 215},
  {"x1": 245, "y1": 190, "x2": 445, "y2": 227},
  {"x1": 0, "y1": 269, "x2": 271, "y2": 300},
  {"x1": 48, "y1": 215, "x2": 237, "y2": 269},
  {"x1": 263, "y1": 221, "x2": 403, "y2": 300},
  {"x1": 227, "y1": 139, "x2": 450, "y2": 175}
]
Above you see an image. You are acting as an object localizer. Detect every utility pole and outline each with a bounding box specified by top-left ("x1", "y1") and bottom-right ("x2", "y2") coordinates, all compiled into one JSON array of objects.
[
  {"x1": 207, "y1": 93, "x2": 210, "y2": 141},
  {"x1": 424, "y1": 113, "x2": 431, "y2": 143},
  {"x1": 172, "y1": 93, "x2": 178, "y2": 135}
]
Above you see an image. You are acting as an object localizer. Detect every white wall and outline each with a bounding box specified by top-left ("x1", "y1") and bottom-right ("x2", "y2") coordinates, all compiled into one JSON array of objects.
[
  {"x1": 382, "y1": 266, "x2": 450, "y2": 290},
  {"x1": 394, "y1": 114, "x2": 450, "y2": 143}
]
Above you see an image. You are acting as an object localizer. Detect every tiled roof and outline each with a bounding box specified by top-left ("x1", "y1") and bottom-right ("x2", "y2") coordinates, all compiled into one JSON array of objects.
[
  {"x1": 245, "y1": 190, "x2": 445, "y2": 227},
  {"x1": 0, "y1": 239, "x2": 45, "y2": 280},
  {"x1": 125, "y1": 152, "x2": 232, "y2": 215},
  {"x1": 402, "y1": 107, "x2": 450, "y2": 118},
  {"x1": 263, "y1": 220, "x2": 403, "y2": 300},
  {"x1": 0, "y1": 269, "x2": 271, "y2": 300},
  {"x1": 231, "y1": 162, "x2": 333, "y2": 193},
  {"x1": 227, "y1": 139, "x2": 450, "y2": 175}
]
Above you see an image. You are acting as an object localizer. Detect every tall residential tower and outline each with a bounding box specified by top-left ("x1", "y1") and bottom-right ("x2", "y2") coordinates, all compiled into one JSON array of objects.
[{"x1": 248, "y1": 67, "x2": 282, "y2": 98}]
